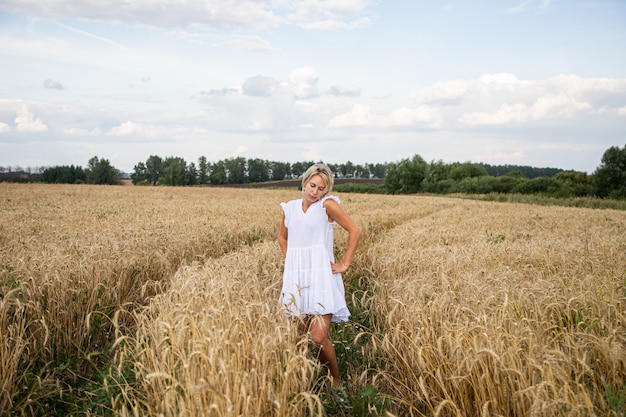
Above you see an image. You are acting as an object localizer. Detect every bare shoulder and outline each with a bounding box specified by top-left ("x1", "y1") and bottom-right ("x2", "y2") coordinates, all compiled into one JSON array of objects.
[
  {"x1": 323, "y1": 197, "x2": 356, "y2": 227},
  {"x1": 322, "y1": 196, "x2": 342, "y2": 213}
]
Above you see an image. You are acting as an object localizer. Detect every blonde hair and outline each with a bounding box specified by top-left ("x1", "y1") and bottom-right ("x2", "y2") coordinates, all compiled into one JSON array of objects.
[{"x1": 301, "y1": 163, "x2": 334, "y2": 197}]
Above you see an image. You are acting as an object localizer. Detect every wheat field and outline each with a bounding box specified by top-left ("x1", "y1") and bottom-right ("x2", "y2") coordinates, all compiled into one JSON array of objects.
[{"x1": 1, "y1": 183, "x2": 624, "y2": 416}]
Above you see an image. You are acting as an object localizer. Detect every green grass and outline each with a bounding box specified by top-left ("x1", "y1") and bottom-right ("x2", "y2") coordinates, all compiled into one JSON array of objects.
[{"x1": 455, "y1": 193, "x2": 626, "y2": 210}]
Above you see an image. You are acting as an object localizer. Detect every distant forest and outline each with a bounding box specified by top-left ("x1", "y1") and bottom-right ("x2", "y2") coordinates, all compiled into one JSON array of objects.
[
  {"x1": 1, "y1": 143, "x2": 624, "y2": 199},
  {"x1": 0, "y1": 158, "x2": 564, "y2": 184},
  {"x1": 479, "y1": 164, "x2": 562, "y2": 179}
]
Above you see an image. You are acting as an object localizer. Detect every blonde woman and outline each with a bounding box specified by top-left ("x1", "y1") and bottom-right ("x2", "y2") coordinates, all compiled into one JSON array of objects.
[{"x1": 278, "y1": 163, "x2": 361, "y2": 394}]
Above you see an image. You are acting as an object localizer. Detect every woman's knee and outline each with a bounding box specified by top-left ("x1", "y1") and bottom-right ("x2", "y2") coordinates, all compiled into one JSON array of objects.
[
  {"x1": 310, "y1": 330, "x2": 328, "y2": 346},
  {"x1": 309, "y1": 316, "x2": 330, "y2": 346}
]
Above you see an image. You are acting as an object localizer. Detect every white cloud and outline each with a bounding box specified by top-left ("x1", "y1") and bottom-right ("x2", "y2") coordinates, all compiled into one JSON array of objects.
[
  {"x1": 288, "y1": 67, "x2": 320, "y2": 99},
  {"x1": 328, "y1": 103, "x2": 442, "y2": 128},
  {"x1": 460, "y1": 94, "x2": 592, "y2": 126},
  {"x1": 63, "y1": 126, "x2": 102, "y2": 136},
  {"x1": 412, "y1": 79, "x2": 469, "y2": 104},
  {"x1": 294, "y1": 100, "x2": 318, "y2": 113},
  {"x1": 328, "y1": 103, "x2": 371, "y2": 127},
  {"x1": 330, "y1": 85, "x2": 361, "y2": 97},
  {"x1": 198, "y1": 87, "x2": 240, "y2": 98},
  {"x1": 369, "y1": 89, "x2": 393, "y2": 99},
  {"x1": 301, "y1": 17, "x2": 370, "y2": 30},
  {"x1": 618, "y1": 106, "x2": 626, "y2": 116},
  {"x1": 105, "y1": 120, "x2": 214, "y2": 141},
  {"x1": 44, "y1": 78, "x2": 64, "y2": 90},
  {"x1": 0, "y1": 122, "x2": 10, "y2": 133},
  {"x1": 411, "y1": 74, "x2": 532, "y2": 106},
  {"x1": 478, "y1": 73, "x2": 522, "y2": 85},
  {"x1": 460, "y1": 102, "x2": 529, "y2": 125},
  {"x1": 223, "y1": 35, "x2": 280, "y2": 54},
  {"x1": 548, "y1": 74, "x2": 626, "y2": 98},
  {"x1": 0, "y1": 0, "x2": 278, "y2": 29},
  {"x1": 389, "y1": 106, "x2": 443, "y2": 128},
  {"x1": 242, "y1": 75, "x2": 281, "y2": 97},
  {"x1": 108, "y1": 121, "x2": 158, "y2": 137},
  {"x1": 532, "y1": 93, "x2": 592, "y2": 117},
  {"x1": 15, "y1": 104, "x2": 48, "y2": 132},
  {"x1": 407, "y1": 73, "x2": 626, "y2": 127},
  {"x1": 289, "y1": 0, "x2": 371, "y2": 19},
  {"x1": 0, "y1": 0, "x2": 372, "y2": 30},
  {"x1": 191, "y1": 71, "x2": 626, "y2": 135}
]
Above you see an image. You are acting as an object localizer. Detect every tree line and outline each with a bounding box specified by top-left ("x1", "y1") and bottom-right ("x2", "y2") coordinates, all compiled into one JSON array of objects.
[
  {"x1": 1, "y1": 144, "x2": 624, "y2": 199},
  {"x1": 38, "y1": 157, "x2": 119, "y2": 185},
  {"x1": 382, "y1": 145, "x2": 625, "y2": 199},
  {"x1": 0, "y1": 156, "x2": 119, "y2": 185},
  {"x1": 129, "y1": 156, "x2": 388, "y2": 186}
]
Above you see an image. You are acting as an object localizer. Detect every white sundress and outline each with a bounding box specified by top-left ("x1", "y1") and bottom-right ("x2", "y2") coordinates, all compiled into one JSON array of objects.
[{"x1": 279, "y1": 195, "x2": 350, "y2": 323}]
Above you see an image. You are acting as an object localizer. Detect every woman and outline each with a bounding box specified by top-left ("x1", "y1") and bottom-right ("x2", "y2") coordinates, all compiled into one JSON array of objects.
[{"x1": 278, "y1": 163, "x2": 361, "y2": 391}]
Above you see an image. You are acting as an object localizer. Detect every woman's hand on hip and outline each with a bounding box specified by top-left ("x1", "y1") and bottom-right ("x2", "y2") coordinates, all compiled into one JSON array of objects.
[{"x1": 330, "y1": 261, "x2": 348, "y2": 274}]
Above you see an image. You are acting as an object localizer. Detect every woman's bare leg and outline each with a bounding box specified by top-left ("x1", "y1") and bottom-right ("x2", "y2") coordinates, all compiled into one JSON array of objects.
[
  {"x1": 296, "y1": 315, "x2": 311, "y2": 355},
  {"x1": 309, "y1": 314, "x2": 340, "y2": 388}
]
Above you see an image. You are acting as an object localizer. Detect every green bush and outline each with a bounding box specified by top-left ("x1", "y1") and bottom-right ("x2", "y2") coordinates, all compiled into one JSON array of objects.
[
  {"x1": 383, "y1": 154, "x2": 427, "y2": 194},
  {"x1": 592, "y1": 144, "x2": 626, "y2": 198},
  {"x1": 451, "y1": 176, "x2": 499, "y2": 194},
  {"x1": 334, "y1": 183, "x2": 385, "y2": 194},
  {"x1": 494, "y1": 174, "x2": 524, "y2": 193},
  {"x1": 511, "y1": 177, "x2": 563, "y2": 195},
  {"x1": 422, "y1": 179, "x2": 455, "y2": 194}
]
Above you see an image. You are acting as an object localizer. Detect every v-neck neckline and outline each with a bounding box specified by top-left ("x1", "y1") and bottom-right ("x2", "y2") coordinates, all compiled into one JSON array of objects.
[{"x1": 301, "y1": 198, "x2": 318, "y2": 214}]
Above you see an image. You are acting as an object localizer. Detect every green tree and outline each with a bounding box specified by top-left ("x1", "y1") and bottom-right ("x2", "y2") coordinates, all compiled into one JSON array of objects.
[
  {"x1": 186, "y1": 162, "x2": 198, "y2": 185},
  {"x1": 593, "y1": 144, "x2": 626, "y2": 199},
  {"x1": 271, "y1": 161, "x2": 291, "y2": 180},
  {"x1": 340, "y1": 161, "x2": 355, "y2": 178},
  {"x1": 225, "y1": 157, "x2": 246, "y2": 184},
  {"x1": 131, "y1": 162, "x2": 147, "y2": 184},
  {"x1": 422, "y1": 159, "x2": 451, "y2": 193},
  {"x1": 554, "y1": 171, "x2": 593, "y2": 197},
  {"x1": 384, "y1": 154, "x2": 427, "y2": 194},
  {"x1": 480, "y1": 163, "x2": 562, "y2": 179},
  {"x1": 495, "y1": 172, "x2": 525, "y2": 193},
  {"x1": 327, "y1": 163, "x2": 341, "y2": 178},
  {"x1": 42, "y1": 165, "x2": 86, "y2": 184},
  {"x1": 86, "y1": 156, "x2": 119, "y2": 185},
  {"x1": 354, "y1": 163, "x2": 367, "y2": 178},
  {"x1": 369, "y1": 163, "x2": 387, "y2": 179},
  {"x1": 512, "y1": 177, "x2": 563, "y2": 195},
  {"x1": 198, "y1": 156, "x2": 209, "y2": 185},
  {"x1": 146, "y1": 155, "x2": 163, "y2": 185},
  {"x1": 209, "y1": 160, "x2": 227, "y2": 185},
  {"x1": 160, "y1": 157, "x2": 188, "y2": 186},
  {"x1": 247, "y1": 158, "x2": 270, "y2": 183},
  {"x1": 452, "y1": 176, "x2": 499, "y2": 194},
  {"x1": 449, "y1": 162, "x2": 488, "y2": 181},
  {"x1": 290, "y1": 161, "x2": 314, "y2": 178}
]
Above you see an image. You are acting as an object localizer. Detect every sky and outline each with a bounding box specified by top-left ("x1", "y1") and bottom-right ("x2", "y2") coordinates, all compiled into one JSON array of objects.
[{"x1": 0, "y1": 0, "x2": 625, "y2": 174}]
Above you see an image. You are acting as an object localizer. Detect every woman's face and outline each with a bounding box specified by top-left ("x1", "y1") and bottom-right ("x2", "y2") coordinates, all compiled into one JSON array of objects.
[{"x1": 303, "y1": 174, "x2": 327, "y2": 204}]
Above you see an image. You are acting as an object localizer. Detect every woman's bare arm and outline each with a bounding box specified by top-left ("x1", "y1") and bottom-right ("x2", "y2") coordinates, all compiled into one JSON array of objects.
[
  {"x1": 278, "y1": 212, "x2": 288, "y2": 256},
  {"x1": 324, "y1": 199, "x2": 361, "y2": 274}
]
